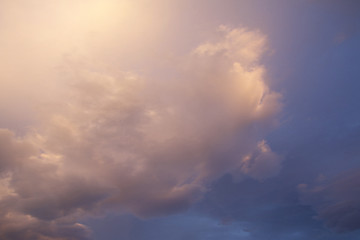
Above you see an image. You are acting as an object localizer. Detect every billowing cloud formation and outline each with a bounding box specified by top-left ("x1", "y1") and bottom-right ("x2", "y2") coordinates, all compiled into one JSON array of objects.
[
  {"x1": 299, "y1": 169, "x2": 360, "y2": 232},
  {"x1": 0, "y1": 27, "x2": 281, "y2": 239}
]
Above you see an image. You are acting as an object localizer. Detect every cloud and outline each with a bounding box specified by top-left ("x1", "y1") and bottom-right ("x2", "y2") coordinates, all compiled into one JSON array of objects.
[
  {"x1": 0, "y1": 26, "x2": 281, "y2": 239},
  {"x1": 0, "y1": 213, "x2": 91, "y2": 240},
  {"x1": 0, "y1": 131, "x2": 93, "y2": 240},
  {"x1": 232, "y1": 140, "x2": 282, "y2": 181},
  {"x1": 299, "y1": 169, "x2": 360, "y2": 232}
]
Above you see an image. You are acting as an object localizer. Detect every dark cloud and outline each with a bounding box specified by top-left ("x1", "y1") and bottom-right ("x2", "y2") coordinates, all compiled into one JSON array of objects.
[
  {"x1": 195, "y1": 175, "x2": 319, "y2": 238},
  {"x1": 0, "y1": 218, "x2": 91, "y2": 240},
  {"x1": 299, "y1": 169, "x2": 360, "y2": 232}
]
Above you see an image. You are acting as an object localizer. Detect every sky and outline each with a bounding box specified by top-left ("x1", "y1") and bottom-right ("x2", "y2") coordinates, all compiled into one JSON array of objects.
[{"x1": 0, "y1": 0, "x2": 360, "y2": 239}]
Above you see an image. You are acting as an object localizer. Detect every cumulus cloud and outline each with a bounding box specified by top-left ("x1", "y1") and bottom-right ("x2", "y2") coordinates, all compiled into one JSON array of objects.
[
  {"x1": 0, "y1": 26, "x2": 281, "y2": 239},
  {"x1": 299, "y1": 169, "x2": 360, "y2": 232},
  {"x1": 0, "y1": 131, "x2": 93, "y2": 240}
]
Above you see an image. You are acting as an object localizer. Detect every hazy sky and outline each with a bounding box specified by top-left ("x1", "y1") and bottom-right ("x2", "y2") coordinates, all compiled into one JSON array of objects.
[{"x1": 0, "y1": 0, "x2": 360, "y2": 239}]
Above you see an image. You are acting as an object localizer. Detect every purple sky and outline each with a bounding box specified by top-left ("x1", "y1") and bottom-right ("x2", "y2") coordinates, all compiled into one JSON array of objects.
[{"x1": 0, "y1": 0, "x2": 360, "y2": 239}]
